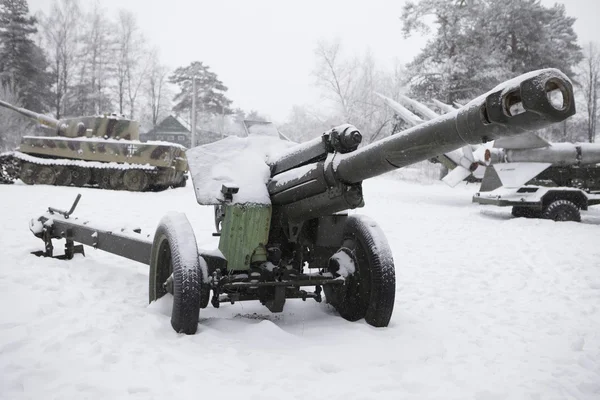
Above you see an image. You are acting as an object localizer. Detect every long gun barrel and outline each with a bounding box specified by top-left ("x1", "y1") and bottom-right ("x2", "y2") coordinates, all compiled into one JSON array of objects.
[
  {"x1": 335, "y1": 70, "x2": 573, "y2": 184},
  {"x1": 0, "y1": 100, "x2": 59, "y2": 130},
  {"x1": 267, "y1": 69, "x2": 575, "y2": 222}
]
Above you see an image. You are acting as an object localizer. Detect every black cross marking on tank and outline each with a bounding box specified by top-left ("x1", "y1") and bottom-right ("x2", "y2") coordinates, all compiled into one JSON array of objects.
[{"x1": 127, "y1": 144, "x2": 138, "y2": 157}]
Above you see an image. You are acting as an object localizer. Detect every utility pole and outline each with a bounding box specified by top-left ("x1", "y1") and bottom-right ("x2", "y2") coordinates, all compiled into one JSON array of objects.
[
  {"x1": 191, "y1": 76, "x2": 197, "y2": 148},
  {"x1": 221, "y1": 104, "x2": 225, "y2": 139}
]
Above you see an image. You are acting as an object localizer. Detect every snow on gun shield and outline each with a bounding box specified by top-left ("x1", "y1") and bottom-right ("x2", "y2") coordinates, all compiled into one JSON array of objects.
[
  {"x1": 0, "y1": 99, "x2": 188, "y2": 191},
  {"x1": 30, "y1": 69, "x2": 575, "y2": 334}
]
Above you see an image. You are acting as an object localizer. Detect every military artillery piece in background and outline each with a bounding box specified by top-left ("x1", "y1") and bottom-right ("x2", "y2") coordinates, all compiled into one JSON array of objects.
[
  {"x1": 376, "y1": 91, "x2": 489, "y2": 186},
  {"x1": 0, "y1": 101, "x2": 188, "y2": 191},
  {"x1": 27, "y1": 69, "x2": 575, "y2": 334},
  {"x1": 377, "y1": 88, "x2": 600, "y2": 222}
]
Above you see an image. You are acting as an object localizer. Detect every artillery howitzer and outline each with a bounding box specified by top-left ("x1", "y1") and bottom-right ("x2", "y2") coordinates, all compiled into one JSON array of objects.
[
  {"x1": 0, "y1": 101, "x2": 188, "y2": 191},
  {"x1": 28, "y1": 70, "x2": 575, "y2": 334}
]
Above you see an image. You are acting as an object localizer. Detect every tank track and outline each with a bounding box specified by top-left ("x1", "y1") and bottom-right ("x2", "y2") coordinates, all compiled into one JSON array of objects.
[
  {"x1": 0, "y1": 152, "x2": 20, "y2": 184},
  {"x1": 0, "y1": 151, "x2": 186, "y2": 192}
]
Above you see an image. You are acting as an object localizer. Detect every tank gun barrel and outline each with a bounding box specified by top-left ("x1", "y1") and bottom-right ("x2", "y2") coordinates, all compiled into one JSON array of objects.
[{"x1": 0, "y1": 100, "x2": 59, "y2": 130}]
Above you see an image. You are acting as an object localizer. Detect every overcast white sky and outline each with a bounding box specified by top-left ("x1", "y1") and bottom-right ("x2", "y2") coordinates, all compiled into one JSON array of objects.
[{"x1": 28, "y1": 0, "x2": 600, "y2": 122}]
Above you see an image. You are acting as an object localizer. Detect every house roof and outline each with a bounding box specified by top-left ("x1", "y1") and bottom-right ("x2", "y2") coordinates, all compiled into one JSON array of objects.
[{"x1": 146, "y1": 115, "x2": 190, "y2": 135}]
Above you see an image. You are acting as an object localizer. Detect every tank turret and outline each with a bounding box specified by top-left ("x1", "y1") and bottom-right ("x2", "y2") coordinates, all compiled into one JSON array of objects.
[{"x1": 0, "y1": 100, "x2": 139, "y2": 140}]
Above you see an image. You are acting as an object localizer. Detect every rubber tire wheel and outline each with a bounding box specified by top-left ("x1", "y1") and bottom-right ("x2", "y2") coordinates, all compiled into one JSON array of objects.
[
  {"x1": 123, "y1": 169, "x2": 149, "y2": 192},
  {"x1": 71, "y1": 167, "x2": 91, "y2": 187},
  {"x1": 54, "y1": 166, "x2": 72, "y2": 186},
  {"x1": 149, "y1": 212, "x2": 203, "y2": 334},
  {"x1": 19, "y1": 162, "x2": 36, "y2": 185},
  {"x1": 542, "y1": 200, "x2": 581, "y2": 222},
  {"x1": 325, "y1": 215, "x2": 396, "y2": 327},
  {"x1": 511, "y1": 206, "x2": 542, "y2": 219},
  {"x1": 35, "y1": 166, "x2": 56, "y2": 185}
]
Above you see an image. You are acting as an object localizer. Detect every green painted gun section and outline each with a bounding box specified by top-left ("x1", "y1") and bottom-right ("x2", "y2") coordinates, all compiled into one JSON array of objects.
[{"x1": 218, "y1": 204, "x2": 271, "y2": 271}]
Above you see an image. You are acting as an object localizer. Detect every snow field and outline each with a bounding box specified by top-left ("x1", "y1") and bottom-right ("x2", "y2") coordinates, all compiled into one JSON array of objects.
[{"x1": 0, "y1": 176, "x2": 599, "y2": 399}]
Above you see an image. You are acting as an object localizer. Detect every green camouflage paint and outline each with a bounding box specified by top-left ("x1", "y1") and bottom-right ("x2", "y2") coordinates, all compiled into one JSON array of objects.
[{"x1": 0, "y1": 99, "x2": 188, "y2": 190}]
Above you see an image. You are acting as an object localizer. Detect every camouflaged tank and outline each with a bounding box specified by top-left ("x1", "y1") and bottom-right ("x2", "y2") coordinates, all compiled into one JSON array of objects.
[{"x1": 0, "y1": 100, "x2": 188, "y2": 191}]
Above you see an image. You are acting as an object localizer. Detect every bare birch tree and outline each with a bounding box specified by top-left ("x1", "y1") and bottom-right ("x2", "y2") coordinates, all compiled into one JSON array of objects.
[
  {"x1": 145, "y1": 49, "x2": 170, "y2": 128},
  {"x1": 580, "y1": 42, "x2": 600, "y2": 143},
  {"x1": 114, "y1": 10, "x2": 148, "y2": 118},
  {"x1": 312, "y1": 40, "x2": 398, "y2": 143},
  {"x1": 78, "y1": 1, "x2": 115, "y2": 114},
  {"x1": 39, "y1": 0, "x2": 82, "y2": 118},
  {"x1": 313, "y1": 39, "x2": 357, "y2": 120}
]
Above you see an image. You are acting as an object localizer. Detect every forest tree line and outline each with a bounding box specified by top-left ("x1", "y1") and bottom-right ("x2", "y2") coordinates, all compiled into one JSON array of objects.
[
  {"x1": 281, "y1": 0, "x2": 599, "y2": 145},
  {"x1": 0, "y1": 0, "x2": 255, "y2": 150},
  {"x1": 0, "y1": 0, "x2": 598, "y2": 151}
]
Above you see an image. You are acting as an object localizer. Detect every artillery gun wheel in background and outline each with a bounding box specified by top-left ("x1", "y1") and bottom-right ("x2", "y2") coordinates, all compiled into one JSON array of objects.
[
  {"x1": 542, "y1": 199, "x2": 581, "y2": 222},
  {"x1": 325, "y1": 215, "x2": 396, "y2": 327},
  {"x1": 149, "y1": 213, "x2": 205, "y2": 335},
  {"x1": 53, "y1": 166, "x2": 72, "y2": 186},
  {"x1": 122, "y1": 169, "x2": 149, "y2": 192},
  {"x1": 71, "y1": 167, "x2": 91, "y2": 187}
]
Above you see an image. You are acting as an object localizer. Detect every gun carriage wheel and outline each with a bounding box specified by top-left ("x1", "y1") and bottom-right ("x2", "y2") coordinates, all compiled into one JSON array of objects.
[
  {"x1": 325, "y1": 215, "x2": 395, "y2": 327},
  {"x1": 149, "y1": 212, "x2": 206, "y2": 335}
]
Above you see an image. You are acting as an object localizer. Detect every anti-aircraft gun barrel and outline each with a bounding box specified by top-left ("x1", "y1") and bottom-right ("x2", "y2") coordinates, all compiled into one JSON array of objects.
[
  {"x1": 0, "y1": 99, "x2": 59, "y2": 131},
  {"x1": 268, "y1": 69, "x2": 576, "y2": 222}
]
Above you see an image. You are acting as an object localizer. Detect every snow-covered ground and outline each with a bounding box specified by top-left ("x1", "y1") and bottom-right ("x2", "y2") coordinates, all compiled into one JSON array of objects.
[{"x1": 1, "y1": 175, "x2": 599, "y2": 400}]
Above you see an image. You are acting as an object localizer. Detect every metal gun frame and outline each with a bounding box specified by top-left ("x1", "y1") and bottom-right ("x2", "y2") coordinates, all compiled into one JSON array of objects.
[{"x1": 31, "y1": 194, "x2": 344, "y2": 309}]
